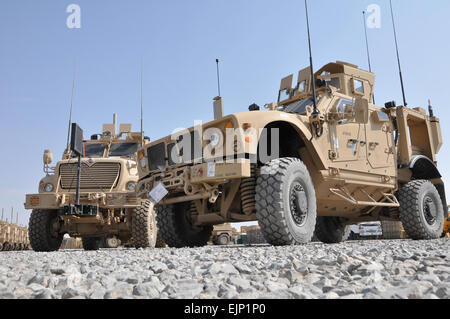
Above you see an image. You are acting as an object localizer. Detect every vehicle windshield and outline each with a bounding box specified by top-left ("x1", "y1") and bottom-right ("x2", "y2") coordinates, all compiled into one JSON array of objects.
[
  {"x1": 285, "y1": 98, "x2": 314, "y2": 115},
  {"x1": 109, "y1": 143, "x2": 138, "y2": 157},
  {"x1": 71, "y1": 143, "x2": 106, "y2": 158}
]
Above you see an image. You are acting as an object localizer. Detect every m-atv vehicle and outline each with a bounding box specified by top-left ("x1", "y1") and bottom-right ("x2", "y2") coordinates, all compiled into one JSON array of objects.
[
  {"x1": 25, "y1": 115, "x2": 161, "y2": 252},
  {"x1": 137, "y1": 61, "x2": 445, "y2": 247}
]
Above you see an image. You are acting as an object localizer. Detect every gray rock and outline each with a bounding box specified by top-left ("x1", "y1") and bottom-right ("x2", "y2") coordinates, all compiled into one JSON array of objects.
[
  {"x1": 227, "y1": 276, "x2": 252, "y2": 292},
  {"x1": 133, "y1": 283, "x2": 161, "y2": 298},
  {"x1": 33, "y1": 288, "x2": 56, "y2": 299},
  {"x1": 148, "y1": 261, "x2": 168, "y2": 274},
  {"x1": 207, "y1": 263, "x2": 239, "y2": 275}
]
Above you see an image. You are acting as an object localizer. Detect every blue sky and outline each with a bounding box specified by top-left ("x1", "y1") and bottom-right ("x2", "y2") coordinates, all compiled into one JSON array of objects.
[{"x1": 1, "y1": 0, "x2": 450, "y2": 226}]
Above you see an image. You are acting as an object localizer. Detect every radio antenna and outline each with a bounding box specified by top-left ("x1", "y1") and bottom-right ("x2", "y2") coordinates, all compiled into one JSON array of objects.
[
  {"x1": 363, "y1": 11, "x2": 376, "y2": 104},
  {"x1": 389, "y1": 0, "x2": 407, "y2": 107},
  {"x1": 140, "y1": 57, "x2": 144, "y2": 147},
  {"x1": 304, "y1": 0, "x2": 318, "y2": 115},
  {"x1": 66, "y1": 57, "x2": 77, "y2": 154},
  {"x1": 216, "y1": 59, "x2": 221, "y2": 97}
]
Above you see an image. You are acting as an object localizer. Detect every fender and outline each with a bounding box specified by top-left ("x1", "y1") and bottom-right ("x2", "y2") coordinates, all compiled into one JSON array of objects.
[
  {"x1": 409, "y1": 155, "x2": 441, "y2": 180},
  {"x1": 233, "y1": 111, "x2": 327, "y2": 170},
  {"x1": 409, "y1": 155, "x2": 446, "y2": 211}
]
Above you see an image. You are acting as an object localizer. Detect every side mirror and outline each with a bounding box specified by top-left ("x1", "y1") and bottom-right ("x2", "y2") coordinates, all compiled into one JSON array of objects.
[
  {"x1": 43, "y1": 149, "x2": 53, "y2": 165},
  {"x1": 355, "y1": 98, "x2": 369, "y2": 124}
]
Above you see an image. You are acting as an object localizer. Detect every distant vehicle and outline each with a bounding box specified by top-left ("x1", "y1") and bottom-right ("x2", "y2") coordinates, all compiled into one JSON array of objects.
[
  {"x1": 25, "y1": 115, "x2": 160, "y2": 252},
  {"x1": 349, "y1": 222, "x2": 382, "y2": 240}
]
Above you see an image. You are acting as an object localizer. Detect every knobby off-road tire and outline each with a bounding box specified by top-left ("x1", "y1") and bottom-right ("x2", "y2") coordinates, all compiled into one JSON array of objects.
[
  {"x1": 256, "y1": 158, "x2": 317, "y2": 246},
  {"x1": 315, "y1": 217, "x2": 351, "y2": 244},
  {"x1": 399, "y1": 180, "x2": 444, "y2": 240},
  {"x1": 156, "y1": 203, "x2": 213, "y2": 248},
  {"x1": 381, "y1": 221, "x2": 404, "y2": 239},
  {"x1": 155, "y1": 232, "x2": 167, "y2": 248},
  {"x1": 29, "y1": 210, "x2": 63, "y2": 252},
  {"x1": 82, "y1": 237, "x2": 101, "y2": 251},
  {"x1": 132, "y1": 200, "x2": 157, "y2": 249},
  {"x1": 217, "y1": 233, "x2": 230, "y2": 246}
]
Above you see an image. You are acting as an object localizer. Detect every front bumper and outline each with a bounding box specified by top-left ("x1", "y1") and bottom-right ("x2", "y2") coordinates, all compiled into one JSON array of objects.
[
  {"x1": 138, "y1": 159, "x2": 251, "y2": 198},
  {"x1": 24, "y1": 191, "x2": 139, "y2": 210}
]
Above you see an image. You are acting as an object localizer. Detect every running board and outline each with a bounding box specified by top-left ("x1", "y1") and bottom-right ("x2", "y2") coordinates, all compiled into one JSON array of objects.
[{"x1": 329, "y1": 186, "x2": 400, "y2": 208}]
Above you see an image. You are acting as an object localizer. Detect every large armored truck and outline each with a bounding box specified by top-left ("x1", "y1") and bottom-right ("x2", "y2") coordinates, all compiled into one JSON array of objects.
[
  {"x1": 0, "y1": 221, "x2": 30, "y2": 251},
  {"x1": 25, "y1": 115, "x2": 158, "y2": 251},
  {"x1": 136, "y1": 61, "x2": 445, "y2": 247}
]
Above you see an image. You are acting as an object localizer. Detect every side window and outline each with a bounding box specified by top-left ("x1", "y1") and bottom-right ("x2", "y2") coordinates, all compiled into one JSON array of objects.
[
  {"x1": 278, "y1": 89, "x2": 290, "y2": 102},
  {"x1": 337, "y1": 99, "x2": 355, "y2": 116},
  {"x1": 326, "y1": 77, "x2": 341, "y2": 90},
  {"x1": 353, "y1": 79, "x2": 365, "y2": 95},
  {"x1": 298, "y1": 80, "x2": 306, "y2": 93}
]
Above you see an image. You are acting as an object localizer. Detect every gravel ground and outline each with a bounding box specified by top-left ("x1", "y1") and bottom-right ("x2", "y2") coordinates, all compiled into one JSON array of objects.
[{"x1": 0, "y1": 239, "x2": 449, "y2": 299}]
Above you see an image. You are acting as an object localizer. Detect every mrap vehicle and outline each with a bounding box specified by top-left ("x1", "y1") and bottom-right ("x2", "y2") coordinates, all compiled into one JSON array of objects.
[
  {"x1": 136, "y1": 61, "x2": 445, "y2": 247},
  {"x1": 25, "y1": 115, "x2": 159, "y2": 251}
]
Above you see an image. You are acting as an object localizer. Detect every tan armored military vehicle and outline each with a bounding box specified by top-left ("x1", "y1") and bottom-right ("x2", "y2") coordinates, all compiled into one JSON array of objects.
[
  {"x1": 25, "y1": 115, "x2": 159, "y2": 251},
  {"x1": 136, "y1": 61, "x2": 445, "y2": 247},
  {"x1": 0, "y1": 222, "x2": 30, "y2": 251},
  {"x1": 211, "y1": 223, "x2": 236, "y2": 245}
]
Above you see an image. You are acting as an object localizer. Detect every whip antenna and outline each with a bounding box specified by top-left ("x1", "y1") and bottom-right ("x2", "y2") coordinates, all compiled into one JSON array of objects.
[
  {"x1": 389, "y1": 0, "x2": 407, "y2": 107},
  {"x1": 304, "y1": 0, "x2": 318, "y2": 115},
  {"x1": 140, "y1": 58, "x2": 144, "y2": 147},
  {"x1": 363, "y1": 11, "x2": 376, "y2": 104},
  {"x1": 216, "y1": 59, "x2": 221, "y2": 97},
  {"x1": 66, "y1": 57, "x2": 77, "y2": 154}
]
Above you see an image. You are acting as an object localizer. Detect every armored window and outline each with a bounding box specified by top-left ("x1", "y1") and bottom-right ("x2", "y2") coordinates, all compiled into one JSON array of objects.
[
  {"x1": 337, "y1": 99, "x2": 355, "y2": 116},
  {"x1": 71, "y1": 143, "x2": 105, "y2": 158},
  {"x1": 278, "y1": 89, "x2": 290, "y2": 102},
  {"x1": 298, "y1": 80, "x2": 306, "y2": 93},
  {"x1": 353, "y1": 79, "x2": 365, "y2": 95},
  {"x1": 285, "y1": 98, "x2": 314, "y2": 115},
  {"x1": 109, "y1": 143, "x2": 138, "y2": 157},
  {"x1": 325, "y1": 77, "x2": 341, "y2": 90}
]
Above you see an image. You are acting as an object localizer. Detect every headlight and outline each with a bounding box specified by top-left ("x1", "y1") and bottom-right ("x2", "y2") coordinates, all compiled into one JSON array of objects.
[
  {"x1": 44, "y1": 183, "x2": 54, "y2": 192},
  {"x1": 209, "y1": 132, "x2": 221, "y2": 147},
  {"x1": 140, "y1": 156, "x2": 147, "y2": 168},
  {"x1": 126, "y1": 182, "x2": 136, "y2": 192}
]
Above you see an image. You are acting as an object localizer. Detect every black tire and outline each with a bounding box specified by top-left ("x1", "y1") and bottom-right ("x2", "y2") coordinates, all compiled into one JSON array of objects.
[
  {"x1": 155, "y1": 232, "x2": 167, "y2": 248},
  {"x1": 132, "y1": 200, "x2": 157, "y2": 248},
  {"x1": 315, "y1": 217, "x2": 351, "y2": 244},
  {"x1": 217, "y1": 233, "x2": 230, "y2": 246},
  {"x1": 256, "y1": 157, "x2": 317, "y2": 246},
  {"x1": 82, "y1": 237, "x2": 101, "y2": 251},
  {"x1": 399, "y1": 180, "x2": 444, "y2": 240},
  {"x1": 29, "y1": 210, "x2": 63, "y2": 252},
  {"x1": 381, "y1": 221, "x2": 404, "y2": 239},
  {"x1": 156, "y1": 203, "x2": 213, "y2": 248}
]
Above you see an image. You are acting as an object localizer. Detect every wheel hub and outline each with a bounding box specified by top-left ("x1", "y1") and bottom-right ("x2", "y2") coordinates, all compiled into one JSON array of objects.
[
  {"x1": 423, "y1": 196, "x2": 437, "y2": 226},
  {"x1": 290, "y1": 182, "x2": 308, "y2": 226}
]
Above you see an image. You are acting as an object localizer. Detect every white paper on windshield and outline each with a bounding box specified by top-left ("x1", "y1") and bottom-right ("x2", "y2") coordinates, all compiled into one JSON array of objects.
[{"x1": 148, "y1": 183, "x2": 168, "y2": 203}]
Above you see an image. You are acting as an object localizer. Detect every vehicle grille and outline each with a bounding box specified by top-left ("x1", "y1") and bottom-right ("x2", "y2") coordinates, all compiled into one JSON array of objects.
[{"x1": 59, "y1": 162, "x2": 121, "y2": 190}]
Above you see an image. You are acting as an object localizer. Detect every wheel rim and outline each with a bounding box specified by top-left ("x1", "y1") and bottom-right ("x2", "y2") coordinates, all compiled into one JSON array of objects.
[
  {"x1": 423, "y1": 196, "x2": 437, "y2": 226},
  {"x1": 107, "y1": 237, "x2": 118, "y2": 247},
  {"x1": 219, "y1": 236, "x2": 228, "y2": 245},
  {"x1": 289, "y1": 181, "x2": 308, "y2": 226}
]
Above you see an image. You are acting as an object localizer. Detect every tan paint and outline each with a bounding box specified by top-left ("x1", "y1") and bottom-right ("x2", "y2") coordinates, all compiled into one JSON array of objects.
[{"x1": 135, "y1": 61, "x2": 443, "y2": 226}]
